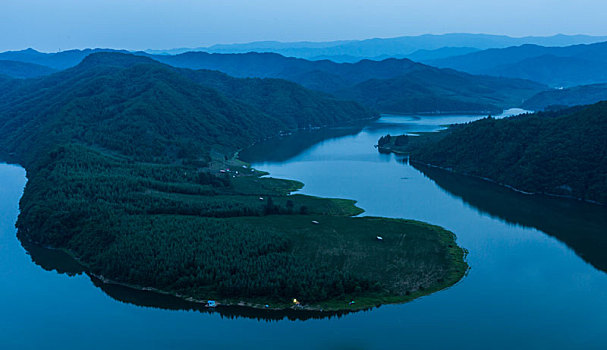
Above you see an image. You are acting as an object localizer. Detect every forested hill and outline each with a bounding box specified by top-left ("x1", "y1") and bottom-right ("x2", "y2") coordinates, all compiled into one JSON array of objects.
[
  {"x1": 522, "y1": 84, "x2": 607, "y2": 111},
  {"x1": 0, "y1": 52, "x2": 466, "y2": 309},
  {"x1": 334, "y1": 68, "x2": 540, "y2": 114},
  {"x1": 0, "y1": 49, "x2": 546, "y2": 114},
  {"x1": 379, "y1": 103, "x2": 607, "y2": 204},
  {"x1": 0, "y1": 60, "x2": 56, "y2": 79},
  {"x1": 428, "y1": 41, "x2": 607, "y2": 87},
  {"x1": 175, "y1": 68, "x2": 370, "y2": 129},
  {"x1": 151, "y1": 52, "x2": 546, "y2": 114},
  {"x1": 0, "y1": 52, "x2": 373, "y2": 166}
]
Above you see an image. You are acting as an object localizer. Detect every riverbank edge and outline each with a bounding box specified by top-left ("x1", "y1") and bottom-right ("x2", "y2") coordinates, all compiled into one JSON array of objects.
[
  {"x1": 15, "y1": 153, "x2": 469, "y2": 313},
  {"x1": 377, "y1": 144, "x2": 605, "y2": 206},
  {"x1": 19, "y1": 217, "x2": 468, "y2": 313},
  {"x1": 6, "y1": 117, "x2": 470, "y2": 314}
]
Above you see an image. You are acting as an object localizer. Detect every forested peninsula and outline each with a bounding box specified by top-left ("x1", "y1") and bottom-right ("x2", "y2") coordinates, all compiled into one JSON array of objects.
[
  {"x1": 0, "y1": 53, "x2": 467, "y2": 311},
  {"x1": 378, "y1": 103, "x2": 607, "y2": 205}
]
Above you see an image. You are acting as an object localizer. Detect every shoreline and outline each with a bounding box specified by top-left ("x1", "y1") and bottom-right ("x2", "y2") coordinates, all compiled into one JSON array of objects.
[
  {"x1": 8, "y1": 119, "x2": 469, "y2": 315},
  {"x1": 378, "y1": 144, "x2": 604, "y2": 206},
  {"x1": 20, "y1": 215, "x2": 469, "y2": 314}
]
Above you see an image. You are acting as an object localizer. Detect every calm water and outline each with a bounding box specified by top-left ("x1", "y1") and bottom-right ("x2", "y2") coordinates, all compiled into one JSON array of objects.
[{"x1": 1, "y1": 111, "x2": 606, "y2": 349}]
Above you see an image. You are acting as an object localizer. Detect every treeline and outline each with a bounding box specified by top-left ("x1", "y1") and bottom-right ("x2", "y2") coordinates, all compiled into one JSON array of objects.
[
  {"x1": 151, "y1": 51, "x2": 545, "y2": 114},
  {"x1": 18, "y1": 145, "x2": 345, "y2": 243},
  {"x1": 1, "y1": 52, "x2": 466, "y2": 306},
  {"x1": 16, "y1": 144, "x2": 374, "y2": 302},
  {"x1": 0, "y1": 52, "x2": 374, "y2": 166},
  {"x1": 92, "y1": 215, "x2": 375, "y2": 300},
  {"x1": 381, "y1": 102, "x2": 607, "y2": 204}
]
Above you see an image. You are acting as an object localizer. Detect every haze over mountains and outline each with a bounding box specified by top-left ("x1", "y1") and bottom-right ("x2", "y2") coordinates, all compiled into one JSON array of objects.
[
  {"x1": 0, "y1": 48, "x2": 546, "y2": 114},
  {"x1": 2, "y1": 33, "x2": 607, "y2": 113},
  {"x1": 429, "y1": 41, "x2": 607, "y2": 87},
  {"x1": 0, "y1": 60, "x2": 56, "y2": 79},
  {"x1": 153, "y1": 52, "x2": 547, "y2": 113},
  {"x1": 147, "y1": 33, "x2": 607, "y2": 63},
  {"x1": 0, "y1": 48, "x2": 129, "y2": 70}
]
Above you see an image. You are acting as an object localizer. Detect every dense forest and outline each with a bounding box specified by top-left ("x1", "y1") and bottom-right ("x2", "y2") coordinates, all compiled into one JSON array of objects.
[
  {"x1": 0, "y1": 53, "x2": 373, "y2": 165},
  {"x1": 335, "y1": 68, "x2": 540, "y2": 114},
  {"x1": 0, "y1": 48, "x2": 546, "y2": 114},
  {"x1": 151, "y1": 52, "x2": 546, "y2": 114},
  {"x1": 378, "y1": 102, "x2": 607, "y2": 204},
  {"x1": 522, "y1": 84, "x2": 607, "y2": 111},
  {"x1": 0, "y1": 52, "x2": 467, "y2": 309}
]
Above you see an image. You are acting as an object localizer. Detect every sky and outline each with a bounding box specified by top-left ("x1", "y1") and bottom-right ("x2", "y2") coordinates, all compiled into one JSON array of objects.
[{"x1": 1, "y1": 0, "x2": 606, "y2": 52}]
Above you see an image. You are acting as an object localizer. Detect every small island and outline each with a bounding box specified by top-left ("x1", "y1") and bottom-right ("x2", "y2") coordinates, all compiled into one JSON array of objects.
[{"x1": 1, "y1": 52, "x2": 468, "y2": 312}]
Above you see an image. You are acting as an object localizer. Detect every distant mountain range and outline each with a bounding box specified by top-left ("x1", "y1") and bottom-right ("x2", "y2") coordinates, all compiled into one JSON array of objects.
[
  {"x1": 146, "y1": 33, "x2": 607, "y2": 63},
  {"x1": 10, "y1": 40, "x2": 607, "y2": 113},
  {"x1": 149, "y1": 52, "x2": 546, "y2": 114},
  {"x1": 428, "y1": 42, "x2": 607, "y2": 87},
  {"x1": 0, "y1": 48, "x2": 129, "y2": 70},
  {"x1": 0, "y1": 60, "x2": 56, "y2": 79},
  {"x1": 0, "y1": 48, "x2": 546, "y2": 114}
]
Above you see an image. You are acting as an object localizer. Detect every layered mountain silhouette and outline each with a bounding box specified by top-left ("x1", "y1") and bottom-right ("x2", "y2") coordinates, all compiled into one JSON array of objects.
[{"x1": 429, "y1": 42, "x2": 607, "y2": 87}]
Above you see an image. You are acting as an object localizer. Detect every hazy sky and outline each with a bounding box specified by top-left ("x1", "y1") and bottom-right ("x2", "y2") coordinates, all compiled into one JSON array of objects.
[{"x1": 1, "y1": 0, "x2": 606, "y2": 52}]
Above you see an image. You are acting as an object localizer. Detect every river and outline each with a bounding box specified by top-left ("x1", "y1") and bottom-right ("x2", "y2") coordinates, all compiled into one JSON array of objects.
[{"x1": 1, "y1": 111, "x2": 606, "y2": 349}]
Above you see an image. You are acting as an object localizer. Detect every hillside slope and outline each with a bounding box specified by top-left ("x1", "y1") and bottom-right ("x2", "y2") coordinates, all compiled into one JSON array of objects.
[
  {"x1": 336, "y1": 67, "x2": 541, "y2": 114},
  {"x1": 0, "y1": 52, "x2": 466, "y2": 310},
  {"x1": 0, "y1": 53, "x2": 373, "y2": 165},
  {"x1": 152, "y1": 52, "x2": 546, "y2": 114},
  {"x1": 379, "y1": 103, "x2": 607, "y2": 204},
  {"x1": 522, "y1": 84, "x2": 607, "y2": 111},
  {"x1": 0, "y1": 60, "x2": 56, "y2": 78},
  {"x1": 429, "y1": 42, "x2": 607, "y2": 87},
  {"x1": 0, "y1": 49, "x2": 546, "y2": 114}
]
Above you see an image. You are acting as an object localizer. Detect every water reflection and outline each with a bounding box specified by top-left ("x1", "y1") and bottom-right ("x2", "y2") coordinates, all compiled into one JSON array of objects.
[
  {"x1": 22, "y1": 239, "x2": 363, "y2": 321},
  {"x1": 239, "y1": 123, "x2": 365, "y2": 163},
  {"x1": 412, "y1": 163, "x2": 607, "y2": 272},
  {"x1": 21, "y1": 241, "x2": 85, "y2": 277},
  {"x1": 94, "y1": 279, "x2": 362, "y2": 321}
]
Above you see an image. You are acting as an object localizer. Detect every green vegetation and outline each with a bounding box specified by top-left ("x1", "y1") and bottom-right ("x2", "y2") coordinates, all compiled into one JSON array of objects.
[
  {"x1": 0, "y1": 48, "x2": 547, "y2": 114},
  {"x1": 151, "y1": 52, "x2": 546, "y2": 114},
  {"x1": 378, "y1": 102, "x2": 607, "y2": 204},
  {"x1": 179, "y1": 68, "x2": 375, "y2": 129},
  {"x1": 0, "y1": 59, "x2": 56, "y2": 79},
  {"x1": 0, "y1": 52, "x2": 373, "y2": 165},
  {"x1": 0, "y1": 52, "x2": 467, "y2": 310},
  {"x1": 334, "y1": 67, "x2": 544, "y2": 114},
  {"x1": 522, "y1": 84, "x2": 607, "y2": 111}
]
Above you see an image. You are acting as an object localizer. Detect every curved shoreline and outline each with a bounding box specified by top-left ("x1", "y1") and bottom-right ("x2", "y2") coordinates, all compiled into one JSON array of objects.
[
  {"x1": 20, "y1": 215, "x2": 469, "y2": 314},
  {"x1": 378, "y1": 145, "x2": 605, "y2": 206},
  {"x1": 8, "y1": 121, "x2": 469, "y2": 315}
]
